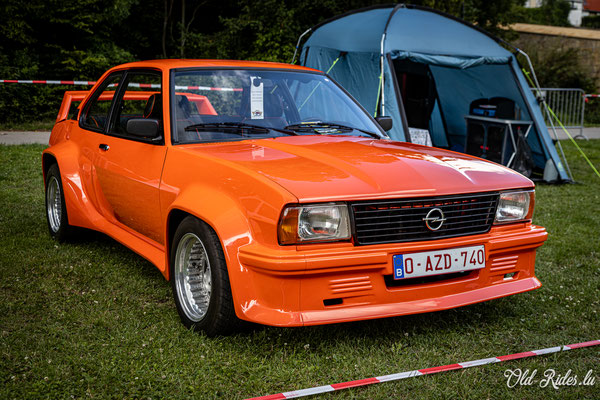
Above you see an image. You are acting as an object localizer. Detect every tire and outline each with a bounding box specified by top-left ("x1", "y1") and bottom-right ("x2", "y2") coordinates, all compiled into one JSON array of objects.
[
  {"x1": 170, "y1": 216, "x2": 242, "y2": 336},
  {"x1": 45, "y1": 164, "x2": 72, "y2": 242}
]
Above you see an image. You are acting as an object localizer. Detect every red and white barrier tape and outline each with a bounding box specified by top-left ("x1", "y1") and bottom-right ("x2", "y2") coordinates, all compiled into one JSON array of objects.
[
  {"x1": 111, "y1": 83, "x2": 241, "y2": 91},
  {"x1": 584, "y1": 94, "x2": 600, "y2": 98},
  {"x1": 245, "y1": 339, "x2": 600, "y2": 400},
  {"x1": 0, "y1": 79, "x2": 242, "y2": 92},
  {"x1": 0, "y1": 79, "x2": 96, "y2": 85},
  {"x1": 174, "y1": 85, "x2": 242, "y2": 92}
]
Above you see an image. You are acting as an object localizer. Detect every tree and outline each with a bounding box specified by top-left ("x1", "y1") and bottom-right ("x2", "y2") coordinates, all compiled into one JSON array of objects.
[
  {"x1": 0, "y1": 0, "x2": 138, "y2": 122},
  {"x1": 0, "y1": 0, "x2": 528, "y2": 124},
  {"x1": 513, "y1": 0, "x2": 571, "y2": 27}
]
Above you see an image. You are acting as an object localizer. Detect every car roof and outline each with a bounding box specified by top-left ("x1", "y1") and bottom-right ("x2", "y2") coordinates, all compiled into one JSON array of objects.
[{"x1": 111, "y1": 59, "x2": 322, "y2": 73}]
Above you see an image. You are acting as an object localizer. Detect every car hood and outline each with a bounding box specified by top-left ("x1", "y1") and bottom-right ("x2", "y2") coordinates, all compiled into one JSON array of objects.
[{"x1": 181, "y1": 136, "x2": 533, "y2": 202}]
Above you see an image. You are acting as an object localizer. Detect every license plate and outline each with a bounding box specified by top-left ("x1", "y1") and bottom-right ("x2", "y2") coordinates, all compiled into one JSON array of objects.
[{"x1": 393, "y1": 245, "x2": 485, "y2": 280}]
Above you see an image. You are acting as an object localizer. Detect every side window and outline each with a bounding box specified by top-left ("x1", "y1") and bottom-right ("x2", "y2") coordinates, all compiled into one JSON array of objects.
[
  {"x1": 81, "y1": 73, "x2": 123, "y2": 131},
  {"x1": 110, "y1": 72, "x2": 162, "y2": 137}
]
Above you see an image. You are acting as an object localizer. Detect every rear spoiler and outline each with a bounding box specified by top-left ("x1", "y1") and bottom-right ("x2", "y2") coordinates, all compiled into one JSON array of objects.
[
  {"x1": 56, "y1": 90, "x2": 162, "y2": 123},
  {"x1": 56, "y1": 91, "x2": 89, "y2": 123}
]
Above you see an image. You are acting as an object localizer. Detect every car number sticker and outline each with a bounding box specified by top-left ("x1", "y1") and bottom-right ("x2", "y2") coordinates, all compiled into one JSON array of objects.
[
  {"x1": 250, "y1": 76, "x2": 264, "y2": 119},
  {"x1": 393, "y1": 245, "x2": 485, "y2": 280}
]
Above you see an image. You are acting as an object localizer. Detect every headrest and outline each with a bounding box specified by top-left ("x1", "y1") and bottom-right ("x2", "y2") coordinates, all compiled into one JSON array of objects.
[
  {"x1": 176, "y1": 95, "x2": 194, "y2": 119},
  {"x1": 144, "y1": 94, "x2": 162, "y2": 119}
]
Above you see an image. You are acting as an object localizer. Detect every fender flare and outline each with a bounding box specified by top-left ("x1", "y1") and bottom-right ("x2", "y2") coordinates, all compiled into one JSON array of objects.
[
  {"x1": 164, "y1": 185, "x2": 254, "y2": 314},
  {"x1": 42, "y1": 142, "x2": 103, "y2": 230}
]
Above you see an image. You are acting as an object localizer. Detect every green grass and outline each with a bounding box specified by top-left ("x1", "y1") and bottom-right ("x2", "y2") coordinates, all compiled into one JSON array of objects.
[
  {"x1": 0, "y1": 120, "x2": 55, "y2": 132},
  {"x1": 1, "y1": 141, "x2": 599, "y2": 399}
]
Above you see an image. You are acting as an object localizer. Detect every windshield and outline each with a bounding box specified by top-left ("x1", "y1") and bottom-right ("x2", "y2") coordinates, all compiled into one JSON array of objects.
[{"x1": 172, "y1": 69, "x2": 384, "y2": 143}]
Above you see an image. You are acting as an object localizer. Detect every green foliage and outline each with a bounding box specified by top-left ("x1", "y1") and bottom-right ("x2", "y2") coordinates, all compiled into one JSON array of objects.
[
  {"x1": 0, "y1": 0, "x2": 137, "y2": 123},
  {"x1": 521, "y1": 47, "x2": 596, "y2": 93},
  {"x1": 582, "y1": 14, "x2": 600, "y2": 29},
  {"x1": 0, "y1": 0, "x2": 527, "y2": 123},
  {"x1": 513, "y1": 0, "x2": 571, "y2": 27},
  {"x1": 457, "y1": 0, "x2": 522, "y2": 38},
  {"x1": 584, "y1": 98, "x2": 600, "y2": 125},
  {"x1": 189, "y1": 0, "x2": 299, "y2": 61},
  {"x1": 0, "y1": 85, "x2": 64, "y2": 125}
]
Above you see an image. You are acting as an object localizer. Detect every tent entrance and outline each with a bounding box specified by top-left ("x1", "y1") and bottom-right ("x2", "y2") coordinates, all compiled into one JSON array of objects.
[
  {"x1": 389, "y1": 58, "x2": 547, "y2": 178},
  {"x1": 394, "y1": 60, "x2": 435, "y2": 130},
  {"x1": 391, "y1": 59, "x2": 450, "y2": 148}
]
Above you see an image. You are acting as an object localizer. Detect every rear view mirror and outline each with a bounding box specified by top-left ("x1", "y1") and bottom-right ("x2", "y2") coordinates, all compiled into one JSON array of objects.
[
  {"x1": 127, "y1": 119, "x2": 161, "y2": 139},
  {"x1": 375, "y1": 116, "x2": 393, "y2": 131}
]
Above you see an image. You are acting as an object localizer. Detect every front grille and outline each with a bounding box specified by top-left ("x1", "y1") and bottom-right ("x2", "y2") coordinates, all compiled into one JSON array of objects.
[{"x1": 351, "y1": 193, "x2": 499, "y2": 245}]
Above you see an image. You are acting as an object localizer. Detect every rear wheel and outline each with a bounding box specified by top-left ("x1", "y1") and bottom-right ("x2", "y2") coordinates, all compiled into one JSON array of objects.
[
  {"x1": 170, "y1": 216, "x2": 242, "y2": 336},
  {"x1": 45, "y1": 164, "x2": 72, "y2": 241}
]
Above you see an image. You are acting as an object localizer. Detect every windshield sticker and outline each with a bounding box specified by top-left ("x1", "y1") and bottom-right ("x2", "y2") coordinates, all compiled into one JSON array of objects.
[
  {"x1": 315, "y1": 127, "x2": 341, "y2": 134},
  {"x1": 250, "y1": 76, "x2": 264, "y2": 120}
]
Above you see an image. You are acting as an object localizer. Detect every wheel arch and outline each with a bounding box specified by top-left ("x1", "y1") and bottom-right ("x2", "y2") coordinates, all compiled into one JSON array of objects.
[
  {"x1": 41, "y1": 144, "x2": 99, "y2": 230},
  {"x1": 166, "y1": 209, "x2": 191, "y2": 273},
  {"x1": 164, "y1": 196, "x2": 252, "y2": 281},
  {"x1": 42, "y1": 152, "x2": 58, "y2": 185},
  {"x1": 163, "y1": 181, "x2": 259, "y2": 325}
]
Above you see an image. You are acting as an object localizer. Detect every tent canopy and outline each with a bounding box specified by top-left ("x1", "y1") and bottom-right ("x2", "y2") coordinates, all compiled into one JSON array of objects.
[
  {"x1": 305, "y1": 7, "x2": 510, "y2": 58},
  {"x1": 300, "y1": 4, "x2": 570, "y2": 182}
]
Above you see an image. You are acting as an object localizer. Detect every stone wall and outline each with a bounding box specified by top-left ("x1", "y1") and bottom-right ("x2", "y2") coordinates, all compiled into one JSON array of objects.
[{"x1": 510, "y1": 24, "x2": 600, "y2": 91}]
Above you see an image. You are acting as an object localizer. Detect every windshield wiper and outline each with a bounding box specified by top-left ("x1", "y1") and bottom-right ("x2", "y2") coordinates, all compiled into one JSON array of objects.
[
  {"x1": 184, "y1": 122, "x2": 297, "y2": 136},
  {"x1": 284, "y1": 122, "x2": 381, "y2": 139}
]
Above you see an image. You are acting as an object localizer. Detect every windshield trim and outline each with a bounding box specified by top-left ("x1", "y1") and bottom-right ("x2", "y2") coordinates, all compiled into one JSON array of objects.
[
  {"x1": 171, "y1": 66, "x2": 325, "y2": 77},
  {"x1": 169, "y1": 67, "x2": 387, "y2": 145}
]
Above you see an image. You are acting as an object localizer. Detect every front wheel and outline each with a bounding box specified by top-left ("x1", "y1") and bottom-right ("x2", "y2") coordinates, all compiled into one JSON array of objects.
[
  {"x1": 45, "y1": 164, "x2": 72, "y2": 242},
  {"x1": 170, "y1": 216, "x2": 242, "y2": 336}
]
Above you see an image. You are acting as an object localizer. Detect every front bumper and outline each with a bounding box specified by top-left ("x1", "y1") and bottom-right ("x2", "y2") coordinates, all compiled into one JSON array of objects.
[{"x1": 234, "y1": 223, "x2": 547, "y2": 326}]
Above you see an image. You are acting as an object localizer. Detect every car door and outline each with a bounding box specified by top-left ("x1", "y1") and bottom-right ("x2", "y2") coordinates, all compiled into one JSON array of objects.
[
  {"x1": 75, "y1": 71, "x2": 124, "y2": 220},
  {"x1": 79, "y1": 69, "x2": 168, "y2": 245}
]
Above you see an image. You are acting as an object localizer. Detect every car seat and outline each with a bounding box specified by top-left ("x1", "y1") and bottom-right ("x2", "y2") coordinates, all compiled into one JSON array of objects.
[{"x1": 144, "y1": 93, "x2": 163, "y2": 120}]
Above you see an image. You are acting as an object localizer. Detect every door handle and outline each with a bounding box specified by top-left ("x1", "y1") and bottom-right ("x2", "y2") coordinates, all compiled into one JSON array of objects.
[{"x1": 99, "y1": 144, "x2": 110, "y2": 151}]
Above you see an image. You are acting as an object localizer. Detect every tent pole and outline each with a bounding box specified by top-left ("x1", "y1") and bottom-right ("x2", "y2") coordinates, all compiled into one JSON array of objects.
[
  {"x1": 518, "y1": 49, "x2": 574, "y2": 182},
  {"x1": 291, "y1": 28, "x2": 312, "y2": 65},
  {"x1": 379, "y1": 33, "x2": 386, "y2": 116},
  {"x1": 378, "y1": 4, "x2": 403, "y2": 118},
  {"x1": 517, "y1": 49, "x2": 542, "y2": 91}
]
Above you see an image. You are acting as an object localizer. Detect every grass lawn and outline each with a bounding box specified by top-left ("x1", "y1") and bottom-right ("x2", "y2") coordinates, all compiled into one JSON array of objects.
[
  {"x1": 0, "y1": 120, "x2": 55, "y2": 132},
  {"x1": 1, "y1": 141, "x2": 598, "y2": 399}
]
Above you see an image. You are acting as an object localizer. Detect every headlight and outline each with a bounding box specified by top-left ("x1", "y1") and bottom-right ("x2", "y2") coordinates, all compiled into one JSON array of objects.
[
  {"x1": 494, "y1": 190, "x2": 535, "y2": 223},
  {"x1": 278, "y1": 203, "x2": 351, "y2": 245}
]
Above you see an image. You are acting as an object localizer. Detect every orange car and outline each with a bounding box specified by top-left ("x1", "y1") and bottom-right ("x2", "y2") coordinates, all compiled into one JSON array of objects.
[{"x1": 43, "y1": 60, "x2": 547, "y2": 336}]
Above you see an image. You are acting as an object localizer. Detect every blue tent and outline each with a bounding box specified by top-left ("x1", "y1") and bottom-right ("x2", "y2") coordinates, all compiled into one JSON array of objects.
[{"x1": 299, "y1": 4, "x2": 570, "y2": 182}]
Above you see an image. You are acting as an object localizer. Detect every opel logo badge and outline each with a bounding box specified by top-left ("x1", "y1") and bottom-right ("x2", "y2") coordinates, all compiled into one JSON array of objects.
[{"x1": 423, "y1": 208, "x2": 446, "y2": 231}]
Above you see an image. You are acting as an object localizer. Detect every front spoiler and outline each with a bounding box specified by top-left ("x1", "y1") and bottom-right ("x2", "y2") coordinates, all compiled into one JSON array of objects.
[
  {"x1": 234, "y1": 224, "x2": 547, "y2": 327},
  {"x1": 300, "y1": 276, "x2": 541, "y2": 326}
]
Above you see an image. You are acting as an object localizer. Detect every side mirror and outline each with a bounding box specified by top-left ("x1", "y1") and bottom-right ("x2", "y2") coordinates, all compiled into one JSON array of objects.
[
  {"x1": 375, "y1": 116, "x2": 393, "y2": 131},
  {"x1": 127, "y1": 118, "x2": 161, "y2": 139}
]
